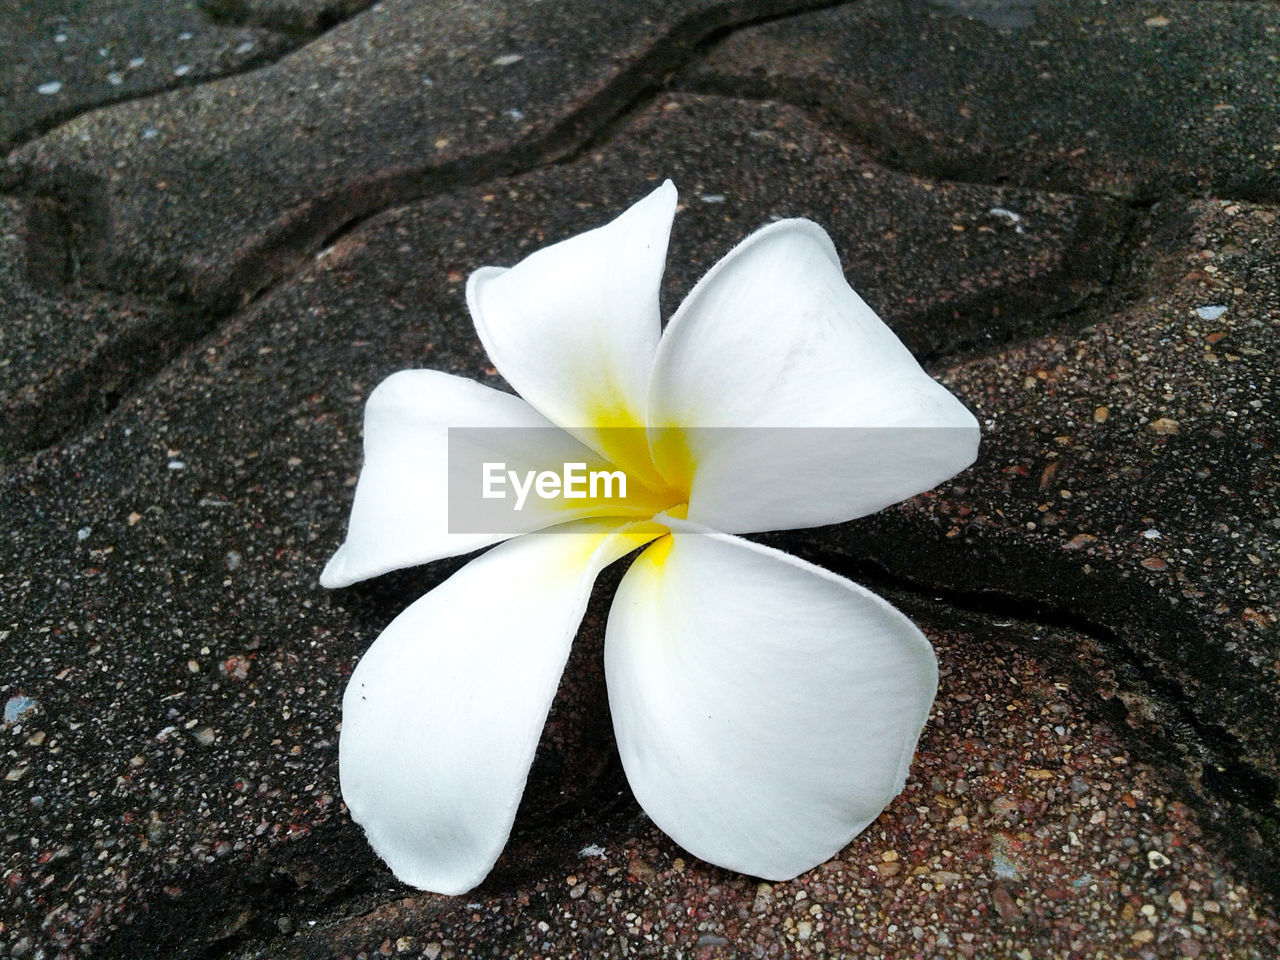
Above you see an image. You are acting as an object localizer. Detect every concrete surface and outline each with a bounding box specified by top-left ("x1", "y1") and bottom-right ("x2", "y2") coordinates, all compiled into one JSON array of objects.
[{"x1": 1, "y1": 1, "x2": 1277, "y2": 957}]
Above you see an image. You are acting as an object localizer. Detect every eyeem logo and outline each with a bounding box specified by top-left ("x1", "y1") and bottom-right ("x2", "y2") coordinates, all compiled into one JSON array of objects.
[
  {"x1": 482, "y1": 462, "x2": 627, "y2": 511},
  {"x1": 447, "y1": 426, "x2": 654, "y2": 534},
  {"x1": 448, "y1": 425, "x2": 975, "y2": 535}
]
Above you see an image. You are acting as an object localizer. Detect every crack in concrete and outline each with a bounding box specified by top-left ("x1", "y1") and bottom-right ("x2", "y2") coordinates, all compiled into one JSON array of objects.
[
  {"x1": 196, "y1": 0, "x2": 380, "y2": 37},
  {"x1": 915, "y1": 197, "x2": 1161, "y2": 370},
  {"x1": 667, "y1": 77, "x2": 1280, "y2": 208},
  {"x1": 295, "y1": 0, "x2": 860, "y2": 281}
]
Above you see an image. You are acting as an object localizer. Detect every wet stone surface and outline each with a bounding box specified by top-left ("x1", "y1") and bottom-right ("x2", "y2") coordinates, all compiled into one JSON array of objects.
[
  {"x1": 682, "y1": 0, "x2": 1280, "y2": 200},
  {"x1": 0, "y1": 0, "x2": 292, "y2": 152}
]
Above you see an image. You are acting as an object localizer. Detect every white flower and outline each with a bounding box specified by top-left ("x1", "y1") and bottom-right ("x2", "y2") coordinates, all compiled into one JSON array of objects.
[{"x1": 321, "y1": 181, "x2": 979, "y2": 894}]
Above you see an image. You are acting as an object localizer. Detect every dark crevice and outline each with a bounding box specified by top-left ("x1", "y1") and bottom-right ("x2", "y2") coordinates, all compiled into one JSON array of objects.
[
  {"x1": 551, "y1": 0, "x2": 859, "y2": 164},
  {"x1": 99, "y1": 821, "x2": 391, "y2": 960},
  {"x1": 0, "y1": 302, "x2": 210, "y2": 472},
  {"x1": 670, "y1": 70, "x2": 1008, "y2": 188},
  {"x1": 671, "y1": 73, "x2": 1005, "y2": 190},
  {"x1": 98, "y1": 774, "x2": 643, "y2": 960},
  {"x1": 198, "y1": 771, "x2": 646, "y2": 960},
  {"x1": 0, "y1": 180, "x2": 210, "y2": 473},
  {"x1": 196, "y1": 0, "x2": 378, "y2": 37},
  {"x1": 915, "y1": 196, "x2": 1160, "y2": 371},
  {"x1": 670, "y1": 75, "x2": 1280, "y2": 209}
]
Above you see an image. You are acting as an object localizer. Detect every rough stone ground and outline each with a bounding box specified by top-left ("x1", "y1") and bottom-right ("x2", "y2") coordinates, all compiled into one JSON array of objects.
[
  {"x1": 0, "y1": 0, "x2": 354, "y2": 152},
  {"x1": 1, "y1": 1, "x2": 1277, "y2": 958}
]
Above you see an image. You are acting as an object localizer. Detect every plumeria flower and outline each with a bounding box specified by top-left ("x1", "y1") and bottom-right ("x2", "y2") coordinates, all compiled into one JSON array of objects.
[{"x1": 322, "y1": 180, "x2": 979, "y2": 894}]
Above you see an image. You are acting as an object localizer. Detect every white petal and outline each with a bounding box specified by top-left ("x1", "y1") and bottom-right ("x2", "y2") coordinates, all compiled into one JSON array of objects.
[
  {"x1": 467, "y1": 181, "x2": 677, "y2": 487},
  {"x1": 340, "y1": 520, "x2": 663, "y2": 894},
  {"x1": 605, "y1": 527, "x2": 937, "y2": 881},
  {"x1": 647, "y1": 219, "x2": 979, "y2": 532},
  {"x1": 321, "y1": 369, "x2": 650, "y2": 588}
]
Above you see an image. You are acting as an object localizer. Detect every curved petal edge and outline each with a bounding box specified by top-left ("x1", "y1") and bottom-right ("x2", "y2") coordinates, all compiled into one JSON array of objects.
[
  {"x1": 340, "y1": 520, "x2": 661, "y2": 893},
  {"x1": 605, "y1": 528, "x2": 937, "y2": 880}
]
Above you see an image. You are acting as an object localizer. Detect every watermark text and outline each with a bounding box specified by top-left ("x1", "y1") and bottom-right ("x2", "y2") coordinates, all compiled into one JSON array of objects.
[{"x1": 481, "y1": 462, "x2": 627, "y2": 511}]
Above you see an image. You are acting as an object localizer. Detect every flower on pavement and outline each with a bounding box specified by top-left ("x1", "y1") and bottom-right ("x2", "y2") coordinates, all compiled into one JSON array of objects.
[{"x1": 321, "y1": 180, "x2": 980, "y2": 894}]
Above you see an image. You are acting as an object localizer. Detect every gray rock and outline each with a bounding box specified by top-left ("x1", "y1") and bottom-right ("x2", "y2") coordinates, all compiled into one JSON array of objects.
[{"x1": 682, "y1": 0, "x2": 1280, "y2": 199}]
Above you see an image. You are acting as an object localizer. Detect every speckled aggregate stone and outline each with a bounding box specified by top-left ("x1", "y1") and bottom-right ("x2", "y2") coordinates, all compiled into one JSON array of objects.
[
  {"x1": 682, "y1": 0, "x2": 1280, "y2": 199},
  {"x1": 642, "y1": 98, "x2": 1123, "y2": 361},
  {"x1": 781, "y1": 198, "x2": 1280, "y2": 887},
  {"x1": 0, "y1": 196, "x2": 193, "y2": 464},
  {"x1": 3, "y1": 0, "x2": 1280, "y2": 956},
  {"x1": 0, "y1": 0, "x2": 292, "y2": 151},
  {"x1": 0, "y1": 89, "x2": 1120, "y2": 465},
  {"x1": 428, "y1": 93, "x2": 1123, "y2": 363},
  {"x1": 4, "y1": 0, "x2": 834, "y2": 310},
  {"x1": 0, "y1": 90, "x2": 1121, "y2": 958},
  {"x1": 223, "y1": 609, "x2": 1280, "y2": 960}
]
